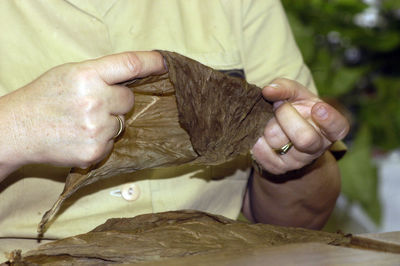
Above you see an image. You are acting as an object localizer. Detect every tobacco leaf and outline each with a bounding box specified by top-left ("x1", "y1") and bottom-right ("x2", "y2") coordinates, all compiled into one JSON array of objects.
[
  {"x1": 8, "y1": 210, "x2": 352, "y2": 265},
  {"x1": 38, "y1": 51, "x2": 273, "y2": 234}
]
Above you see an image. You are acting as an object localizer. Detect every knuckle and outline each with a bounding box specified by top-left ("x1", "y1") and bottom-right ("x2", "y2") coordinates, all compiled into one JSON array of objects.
[
  {"x1": 80, "y1": 144, "x2": 104, "y2": 166},
  {"x1": 295, "y1": 131, "x2": 320, "y2": 152},
  {"x1": 78, "y1": 120, "x2": 102, "y2": 142},
  {"x1": 70, "y1": 65, "x2": 98, "y2": 83},
  {"x1": 272, "y1": 77, "x2": 297, "y2": 88},
  {"x1": 126, "y1": 93, "x2": 135, "y2": 110},
  {"x1": 124, "y1": 53, "x2": 142, "y2": 77},
  {"x1": 264, "y1": 126, "x2": 280, "y2": 140},
  {"x1": 79, "y1": 96, "x2": 104, "y2": 113},
  {"x1": 83, "y1": 122, "x2": 103, "y2": 139},
  {"x1": 121, "y1": 87, "x2": 135, "y2": 110},
  {"x1": 86, "y1": 126, "x2": 101, "y2": 139},
  {"x1": 65, "y1": 65, "x2": 102, "y2": 96}
]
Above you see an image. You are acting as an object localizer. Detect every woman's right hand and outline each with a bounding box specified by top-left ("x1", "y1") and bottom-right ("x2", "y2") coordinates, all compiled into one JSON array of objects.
[{"x1": 0, "y1": 51, "x2": 166, "y2": 180}]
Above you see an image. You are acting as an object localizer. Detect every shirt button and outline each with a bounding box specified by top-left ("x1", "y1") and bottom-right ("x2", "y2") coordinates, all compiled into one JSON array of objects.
[{"x1": 121, "y1": 183, "x2": 141, "y2": 201}]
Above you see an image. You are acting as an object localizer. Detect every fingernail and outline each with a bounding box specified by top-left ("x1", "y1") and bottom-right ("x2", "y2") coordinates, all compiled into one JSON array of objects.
[
  {"x1": 268, "y1": 83, "x2": 280, "y2": 88},
  {"x1": 273, "y1": 100, "x2": 285, "y2": 111},
  {"x1": 163, "y1": 58, "x2": 169, "y2": 71},
  {"x1": 315, "y1": 105, "x2": 328, "y2": 120},
  {"x1": 255, "y1": 137, "x2": 263, "y2": 146}
]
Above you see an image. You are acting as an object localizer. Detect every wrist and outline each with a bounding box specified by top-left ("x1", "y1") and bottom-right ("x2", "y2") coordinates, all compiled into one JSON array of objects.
[
  {"x1": 248, "y1": 152, "x2": 340, "y2": 228},
  {"x1": 251, "y1": 156, "x2": 319, "y2": 184}
]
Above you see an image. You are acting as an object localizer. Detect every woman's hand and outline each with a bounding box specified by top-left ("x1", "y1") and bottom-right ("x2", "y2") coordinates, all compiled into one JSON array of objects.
[
  {"x1": 0, "y1": 51, "x2": 166, "y2": 179},
  {"x1": 244, "y1": 78, "x2": 349, "y2": 228},
  {"x1": 251, "y1": 78, "x2": 349, "y2": 175}
]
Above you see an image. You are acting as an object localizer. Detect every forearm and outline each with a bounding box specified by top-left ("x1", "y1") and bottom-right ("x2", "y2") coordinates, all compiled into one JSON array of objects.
[{"x1": 243, "y1": 151, "x2": 341, "y2": 229}]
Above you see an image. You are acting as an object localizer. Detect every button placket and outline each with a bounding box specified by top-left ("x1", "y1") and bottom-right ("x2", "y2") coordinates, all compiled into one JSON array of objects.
[
  {"x1": 110, "y1": 183, "x2": 141, "y2": 202},
  {"x1": 121, "y1": 183, "x2": 141, "y2": 201}
]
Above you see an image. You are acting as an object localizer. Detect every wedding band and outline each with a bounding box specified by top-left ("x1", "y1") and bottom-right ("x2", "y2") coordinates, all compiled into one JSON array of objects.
[
  {"x1": 113, "y1": 115, "x2": 125, "y2": 139},
  {"x1": 274, "y1": 142, "x2": 293, "y2": 155}
]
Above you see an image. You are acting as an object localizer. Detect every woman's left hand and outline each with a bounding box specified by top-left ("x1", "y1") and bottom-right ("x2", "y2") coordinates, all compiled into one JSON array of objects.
[{"x1": 251, "y1": 78, "x2": 349, "y2": 175}]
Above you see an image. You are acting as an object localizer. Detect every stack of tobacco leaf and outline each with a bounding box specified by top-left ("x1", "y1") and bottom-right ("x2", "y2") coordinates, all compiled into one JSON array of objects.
[
  {"x1": 38, "y1": 51, "x2": 274, "y2": 234},
  {"x1": 6, "y1": 210, "x2": 353, "y2": 265}
]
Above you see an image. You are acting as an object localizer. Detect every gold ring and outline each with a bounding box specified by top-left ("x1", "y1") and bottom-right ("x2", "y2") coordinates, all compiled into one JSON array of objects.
[
  {"x1": 113, "y1": 115, "x2": 125, "y2": 139},
  {"x1": 274, "y1": 142, "x2": 293, "y2": 155}
]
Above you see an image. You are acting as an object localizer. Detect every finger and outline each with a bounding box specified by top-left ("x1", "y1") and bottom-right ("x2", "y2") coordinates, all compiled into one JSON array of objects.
[
  {"x1": 99, "y1": 115, "x2": 125, "y2": 141},
  {"x1": 312, "y1": 102, "x2": 350, "y2": 142},
  {"x1": 252, "y1": 137, "x2": 287, "y2": 175},
  {"x1": 263, "y1": 117, "x2": 290, "y2": 150},
  {"x1": 275, "y1": 102, "x2": 324, "y2": 154},
  {"x1": 96, "y1": 140, "x2": 115, "y2": 165},
  {"x1": 262, "y1": 78, "x2": 317, "y2": 102},
  {"x1": 107, "y1": 85, "x2": 135, "y2": 115},
  {"x1": 252, "y1": 137, "x2": 310, "y2": 175},
  {"x1": 76, "y1": 138, "x2": 115, "y2": 169},
  {"x1": 92, "y1": 51, "x2": 167, "y2": 85}
]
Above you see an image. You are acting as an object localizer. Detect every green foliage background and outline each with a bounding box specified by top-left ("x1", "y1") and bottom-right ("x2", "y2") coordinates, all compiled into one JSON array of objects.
[{"x1": 281, "y1": 0, "x2": 400, "y2": 225}]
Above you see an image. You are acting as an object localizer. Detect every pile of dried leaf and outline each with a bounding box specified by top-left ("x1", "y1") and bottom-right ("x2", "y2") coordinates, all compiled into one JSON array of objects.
[{"x1": 6, "y1": 210, "x2": 352, "y2": 265}]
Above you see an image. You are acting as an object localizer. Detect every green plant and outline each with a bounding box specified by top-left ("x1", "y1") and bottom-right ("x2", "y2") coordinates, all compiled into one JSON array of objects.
[{"x1": 282, "y1": 0, "x2": 400, "y2": 225}]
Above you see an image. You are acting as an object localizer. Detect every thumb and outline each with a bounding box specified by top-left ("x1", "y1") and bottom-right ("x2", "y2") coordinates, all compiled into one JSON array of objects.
[
  {"x1": 261, "y1": 78, "x2": 315, "y2": 103},
  {"x1": 90, "y1": 51, "x2": 167, "y2": 85},
  {"x1": 312, "y1": 102, "x2": 350, "y2": 142}
]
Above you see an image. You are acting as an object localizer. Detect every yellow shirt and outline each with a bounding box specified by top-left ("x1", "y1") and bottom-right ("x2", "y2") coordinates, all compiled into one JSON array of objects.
[{"x1": 0, "y1": 0, "x2": 316, "y2": 258}]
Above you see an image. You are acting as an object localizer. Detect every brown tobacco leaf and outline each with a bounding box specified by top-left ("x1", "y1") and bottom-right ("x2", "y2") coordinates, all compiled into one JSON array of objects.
[
  {"x1": 11, "y1": 210, "x2": 352, "y2": 265},
  {"x1": 38, "y1": 51, "x2": 273, "y2": 234}
]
